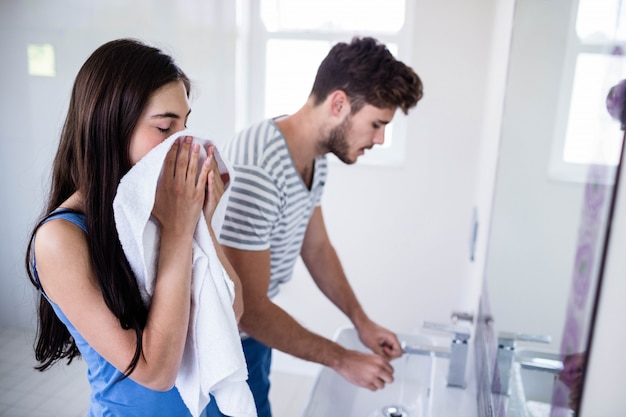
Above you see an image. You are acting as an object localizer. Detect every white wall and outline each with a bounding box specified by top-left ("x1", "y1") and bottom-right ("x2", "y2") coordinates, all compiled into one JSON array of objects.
[
  {"x1": 465, "y1": 0, "x2": 517, "y2": 320},
  {"x1": 484, "y1": 0, "x2": 598, "y2": 354},
  {"x1": 0, "y1": 0, "x2": 504, "y2": 377}
]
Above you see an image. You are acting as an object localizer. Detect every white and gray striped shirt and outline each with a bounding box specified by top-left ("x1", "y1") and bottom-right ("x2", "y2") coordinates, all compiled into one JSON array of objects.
[{"x1": 219, "y1": 118, "x2": 328, "y2": 298}]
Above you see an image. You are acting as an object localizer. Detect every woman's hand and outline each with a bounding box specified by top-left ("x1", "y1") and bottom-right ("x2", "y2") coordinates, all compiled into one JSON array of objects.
[
  {"x1": 201, "y1": 144, "x2": 244, "y2": 322},
  {"x1": 152, "y1": 136, "x2": 211, "y2": 237},
  {"x1": 203, "y1": 145, "x2": 225, "y2": 225}
]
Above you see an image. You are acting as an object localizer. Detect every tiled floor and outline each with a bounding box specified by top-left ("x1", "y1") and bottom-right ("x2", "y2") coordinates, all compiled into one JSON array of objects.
[{"x1": 0, "y1": 326, "x2": 315, "y2": 417}]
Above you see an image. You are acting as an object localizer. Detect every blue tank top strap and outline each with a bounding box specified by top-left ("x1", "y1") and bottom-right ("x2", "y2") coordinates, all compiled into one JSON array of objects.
[
  {"x1": 42, "y1": 208, "x2": 88, "y2": 232},
  {"x1": 32, "y1": 208, "x2": 87, "y2": 289}
]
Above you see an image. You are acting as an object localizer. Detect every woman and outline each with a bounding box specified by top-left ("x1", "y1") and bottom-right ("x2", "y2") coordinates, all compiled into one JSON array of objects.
[{"x1": 25, "y1": 38, "x2": 242, "y2": 416}]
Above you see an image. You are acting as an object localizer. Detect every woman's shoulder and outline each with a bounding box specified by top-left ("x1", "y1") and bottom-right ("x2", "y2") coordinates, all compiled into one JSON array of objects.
[
  {"x1": 35, "y1": 208, "x2": 88, "y2": 259},
  {"x1": 34, "y1": 207, "x2": 91, "y2": 295},
  {"x1": 41, "y1": 192, "x2": 87, "y2": 231}
]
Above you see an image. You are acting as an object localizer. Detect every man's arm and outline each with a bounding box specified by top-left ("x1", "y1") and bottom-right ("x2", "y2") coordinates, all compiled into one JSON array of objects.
[
  {"x1": 300, "y1": 206, "x2": 403, "y2": 360},
  {"x1": 221, "y1": 242, "x2": 395, "y2": 391}
]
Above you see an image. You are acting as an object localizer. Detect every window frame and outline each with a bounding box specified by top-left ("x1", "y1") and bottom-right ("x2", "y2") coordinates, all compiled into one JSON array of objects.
[
  {"x1": 235, "y1": 0, "x2": 415, "y2": 166},
  {"x1": 548, "y1": 0, "x2": 626, "y2": 185}
]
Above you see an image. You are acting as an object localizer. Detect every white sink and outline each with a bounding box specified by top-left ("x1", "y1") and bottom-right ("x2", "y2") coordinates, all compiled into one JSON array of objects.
[{"x1": 300, "y1": 327, "x2": 435, "y2": 417}]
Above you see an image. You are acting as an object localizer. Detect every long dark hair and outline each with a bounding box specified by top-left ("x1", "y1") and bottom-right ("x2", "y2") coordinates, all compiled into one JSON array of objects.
[{"x1": 25, "y1": 38, "x2": 191, "y2": 376}]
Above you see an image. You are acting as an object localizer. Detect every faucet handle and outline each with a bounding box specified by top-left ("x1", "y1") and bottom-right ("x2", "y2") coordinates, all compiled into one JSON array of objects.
[
  {"x1": 450, "y1": 310, "x2": 474, "y2": 324},
  {"x1": 497, "y1": 331, "x2": 551, "y2": 348},
  {"x1": 423, "y1": 321, "x2": 471, "y2": 341}
]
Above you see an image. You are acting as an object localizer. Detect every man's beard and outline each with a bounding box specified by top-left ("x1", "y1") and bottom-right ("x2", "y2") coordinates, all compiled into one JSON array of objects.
[{"x1": 325, "y1": 115, "x2": 354, "y2": 164}]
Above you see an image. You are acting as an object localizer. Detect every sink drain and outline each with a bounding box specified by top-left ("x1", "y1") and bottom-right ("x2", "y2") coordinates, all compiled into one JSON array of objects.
[{"x1": 381, "y1": 405, "x2": 408, "y2": 417}]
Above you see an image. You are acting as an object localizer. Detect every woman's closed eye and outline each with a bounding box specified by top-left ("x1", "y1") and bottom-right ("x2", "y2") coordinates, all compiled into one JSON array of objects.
[{"x1": 157, "y1": 119, "x2": 187, "y2": 134}]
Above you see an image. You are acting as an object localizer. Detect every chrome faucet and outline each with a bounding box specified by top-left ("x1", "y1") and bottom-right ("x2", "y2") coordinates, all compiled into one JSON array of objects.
[
  {"x1": 491, "y1": 331, "x2": 559, "y2": 395},
  {"x1": 402, "y1": 321, "x2": 471, "y2": 388}
]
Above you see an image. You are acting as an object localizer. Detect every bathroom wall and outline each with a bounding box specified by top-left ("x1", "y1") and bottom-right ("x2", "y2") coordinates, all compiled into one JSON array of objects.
[
  {"x1": 484, "y1": 0, "x2": 584, "y2": 352},
  {"x1": 0, "y1": 0, "x2": 239, "y2": 328},
  {"x1": 1, "y1": 0, "x2": 506, "y2": 375}
]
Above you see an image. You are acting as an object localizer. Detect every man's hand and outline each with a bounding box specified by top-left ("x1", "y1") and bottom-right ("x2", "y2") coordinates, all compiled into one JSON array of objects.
[
  {"x1": 333, "y1": 348, "x2": 395, "y2": 391},
  {"x1": 356, "y1": 320, "x2": 403, "y2": 360}
]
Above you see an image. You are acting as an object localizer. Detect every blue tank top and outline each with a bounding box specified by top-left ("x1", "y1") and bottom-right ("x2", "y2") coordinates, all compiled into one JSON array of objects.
[{"x1": 33, "y1": 209, "x2": 192, "y2": 417}]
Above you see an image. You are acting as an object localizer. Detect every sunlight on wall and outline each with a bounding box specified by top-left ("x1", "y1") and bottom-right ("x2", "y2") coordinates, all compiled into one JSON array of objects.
[{"x1": 27, "y1": 44, "x2": 56, "y2": 77}]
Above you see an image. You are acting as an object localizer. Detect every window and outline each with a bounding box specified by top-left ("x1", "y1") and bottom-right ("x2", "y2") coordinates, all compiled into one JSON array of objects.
[
  {"x1": 549, "y1": 0, "x2": 626, "y2": 183},
  {"x1": 236, "y1": 0, "x2": 413, "y2": 166}
]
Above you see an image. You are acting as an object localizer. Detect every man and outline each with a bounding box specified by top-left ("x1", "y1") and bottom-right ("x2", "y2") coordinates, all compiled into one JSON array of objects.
[{"x1": 212, "y1": 36, "x2": 423, "y2": 417}]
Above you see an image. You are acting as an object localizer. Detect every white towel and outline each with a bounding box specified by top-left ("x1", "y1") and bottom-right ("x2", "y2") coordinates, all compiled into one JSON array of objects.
[{"x1": 113, "y1": 129, "x2": 256, "y2": 417}]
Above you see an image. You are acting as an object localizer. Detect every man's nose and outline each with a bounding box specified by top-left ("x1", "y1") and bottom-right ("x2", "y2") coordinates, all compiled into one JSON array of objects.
[{"x1": 373, "y1": 128, "x2": 386, "y2": 145}]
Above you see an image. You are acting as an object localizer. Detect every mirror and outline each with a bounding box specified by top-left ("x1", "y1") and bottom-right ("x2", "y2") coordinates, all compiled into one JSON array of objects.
[{"x1": 481, "y1": 0, "x2": 625, "y2": 414}]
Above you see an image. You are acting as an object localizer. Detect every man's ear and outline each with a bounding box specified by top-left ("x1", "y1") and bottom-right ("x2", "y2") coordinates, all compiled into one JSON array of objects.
[{"x1": 328, "y1": 90, "x2": 350, "y2": 117}]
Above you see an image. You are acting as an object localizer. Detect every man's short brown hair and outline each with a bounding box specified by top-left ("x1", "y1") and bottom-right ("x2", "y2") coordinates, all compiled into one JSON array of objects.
[{"x1": 310, "y1": 36, "x2": 423, "y2": 114}]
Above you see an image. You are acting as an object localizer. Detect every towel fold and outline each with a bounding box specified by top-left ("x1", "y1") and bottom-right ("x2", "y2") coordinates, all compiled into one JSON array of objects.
[{"x1": 113, "y1": 129, "x2": 256, "y2": 417}]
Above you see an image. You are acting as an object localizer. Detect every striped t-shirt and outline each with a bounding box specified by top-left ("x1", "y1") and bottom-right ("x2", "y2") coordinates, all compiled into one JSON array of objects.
[{"x1": 219, "y1": 118, "x2": 328, "y2": 298}]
